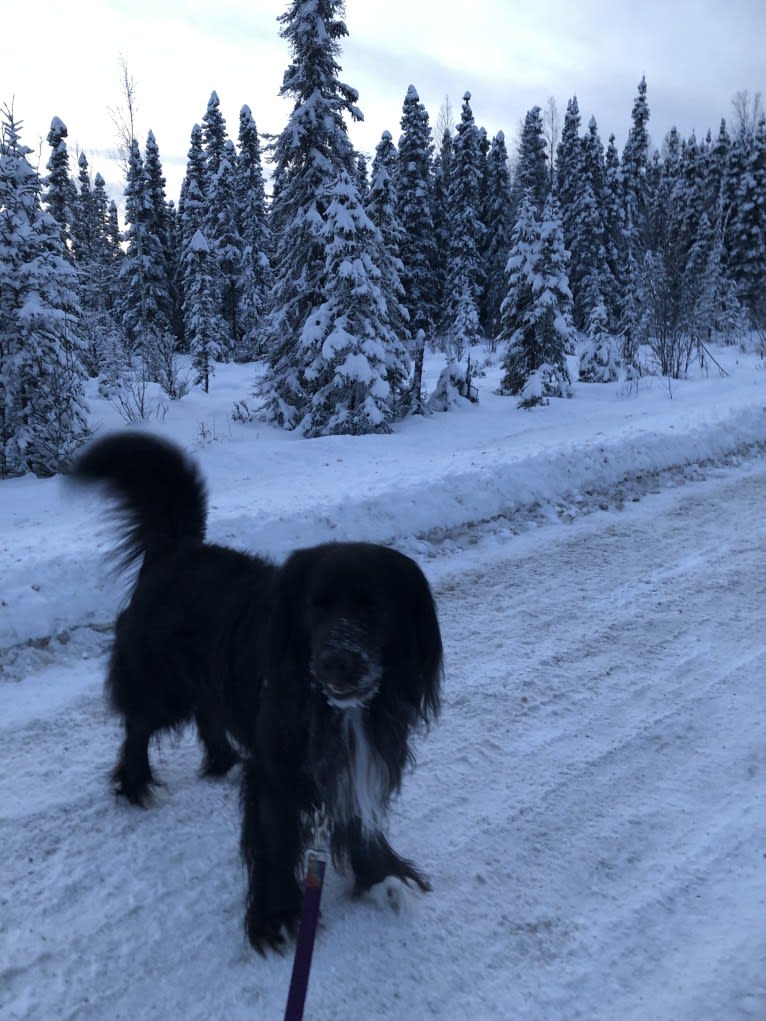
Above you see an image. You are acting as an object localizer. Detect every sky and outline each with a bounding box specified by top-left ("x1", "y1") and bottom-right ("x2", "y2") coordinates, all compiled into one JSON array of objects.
[{"x1": 3, "y1": 0, "x2": 765, "y2": 203}]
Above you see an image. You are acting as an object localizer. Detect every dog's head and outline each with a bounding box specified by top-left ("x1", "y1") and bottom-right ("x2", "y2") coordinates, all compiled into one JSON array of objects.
[{"x1": 273, "y1": 542, "x2": 442, "y2": 723}]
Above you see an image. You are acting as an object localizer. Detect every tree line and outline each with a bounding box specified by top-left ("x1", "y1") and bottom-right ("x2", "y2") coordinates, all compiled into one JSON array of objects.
[{"x1": 2, "y1": 0, "x2": 765, "y2": 476}]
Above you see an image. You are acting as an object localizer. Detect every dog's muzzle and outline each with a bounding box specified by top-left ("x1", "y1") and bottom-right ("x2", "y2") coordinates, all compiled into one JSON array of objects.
[{"x1": 312, "y1": 623, "x2": 381, "y2": 709}]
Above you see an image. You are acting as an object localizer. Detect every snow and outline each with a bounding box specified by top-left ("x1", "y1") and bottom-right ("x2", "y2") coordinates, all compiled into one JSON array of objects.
[
  {"x1": 190, "y1": 229, "x2": 210, "y2": 253},
  {"x1": 2, "y1": 347, "x2": 766, "y2": 1020}
]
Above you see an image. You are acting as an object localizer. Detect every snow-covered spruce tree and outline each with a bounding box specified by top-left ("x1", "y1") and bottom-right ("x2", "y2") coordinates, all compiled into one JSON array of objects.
[
  {"x1": 235, "y1": 105, "x2": 272, "y2": 359},
  {"x1": 364, "y1": 131, "x2": 410, "y2": 350},
  {"x1": 510, "y1": 106, "x2": 549, "y2": 218},
  {"x1": 554, "y1": 99, "x2": 582, "y2": 317},
  {"x1": 688, "y1": 212, "x2": 745, "y2": 345},
  {"x1": 184, "y1": 229, "x2": 226, "y2": 393},
  {"x1": 582, "y1": 117, "x2": 607, "y2": 211},
  {"x1": 557, "y1": 106, "x2": 612, "y2": 332},
  {"x1": 684, "y1": 212, "x2": 727, "y2": 345},
  {"x1": 618, "y1": 242, "x2": 644, "y2": 378},
  {"x1": 71, "y1": 153, "x2": 122, "y2": 376},
  {"x1": 497, "y1": 193, "x2": 575, "y2": 407},
  {"x1": 119, "y1": 135, "x2": 177, "y2": 381},
  {"x1": 71, "y1": 152, "x2": 95, "y2": 265},
  {"x1": 177, "y1": 123, "x2": 208, "y2": 351},
  {"x1": 44, "y1": 116, "x2": 77, "y2": 256},
  {"x1": 635, "y1": 137, "x2": 695, "y2": 379},
  {"x1": 480, "y1": 131, "x2": 514, "y2": 341},
  {"x1": 395, "y1": 84, "x2": 437, "y2": 410},
  {"x1": 578, "y1": 302, "x2": 619, "y2": 382},
  {"x1": 637, "y1": 248, "x2": 696, "y2": 379},
  {"x1": 619, "y1": 77, "x2": 651, "y2": 366},
  {"x1": 431, "y1": 126, "x2": 452, "y2": 322},
  {"x1": 639, "y1": 125, "x2": 747, "y2": 378},
  {"x1": 106, "y1": 197, "x2": 122, "y2": 259},
  {"x1": 143, "y1": 130, "x2": 179, "y2": 339},
  {"x1": 622, "y1": 76, "x2": 650, "y2": 239},
  {"x1": 207, "y1": 138, "x2": 243, "y2": 359},
  {"x1": 706, "y1": 119, "x2": 730, "y2": 217},
  {"x1": 356, "y1": 151, "x2": 369, "y2": 197},
  {"x1": 298, "y1": 168, "x2": 411, "y2": 435},
  {"x1": 0, "y1": 108, "x2": 89, "y2": 477},
  {"x1": 576, "y1": 117, "x2": 613, "y2": 329},
  {"x1": 601, "y1": 133, "x2": 625, "y2": 330},
  {"x1": 676, "y1": 133, "x2": 705, "y2": 267},
  {"x1": 365, "y1": 132, "x2": 399, "y2": 247},
  {"x1": 443, "y1": 91, "x2": 486, "y2": 358},
  {"x1": 726, "y1": 116, "x2": 766, "y2": 323},
  {"x1": 202, "y1": 91, "x2": 228, "y2": 178},
  {"x1": 260, "y1": 0, "x2": 361, "y2": 428},
  {"x1": 201, "y1": 95, "x2": 247, "y2": 357},
  {"x1": 555, "y1": 96, "x2": 582, "y2": 227},
  {"x1": 260, "y1": 0, "x2": 407, "y2": 434}
]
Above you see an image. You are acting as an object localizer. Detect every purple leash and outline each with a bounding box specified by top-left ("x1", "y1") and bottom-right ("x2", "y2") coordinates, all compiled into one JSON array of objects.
[{"x1": 283, "y1": 812, "x2": 330, "y2": 1021}]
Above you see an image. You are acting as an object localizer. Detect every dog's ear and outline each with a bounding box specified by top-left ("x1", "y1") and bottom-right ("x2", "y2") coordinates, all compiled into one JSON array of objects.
[
  {"x1": 410, "y1": 575, "x2": 443, "y2": 724},
  {"x1": 382, "y1": 553, "x2": 443, "y2": 725}
]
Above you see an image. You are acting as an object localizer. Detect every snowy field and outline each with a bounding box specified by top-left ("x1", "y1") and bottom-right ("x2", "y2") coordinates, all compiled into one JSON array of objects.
[{"x1": 2, "y1": 348, "x2": 766, "y2": 1020}]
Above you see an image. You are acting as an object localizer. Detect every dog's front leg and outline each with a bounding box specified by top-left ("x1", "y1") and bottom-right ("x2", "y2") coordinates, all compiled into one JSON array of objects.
[
  {"x1": 240, "y1": 755, "x2": 303, "y2": 955},
  {"x1": 337, "y1": 817, "x2": 432, "y2": 895}
]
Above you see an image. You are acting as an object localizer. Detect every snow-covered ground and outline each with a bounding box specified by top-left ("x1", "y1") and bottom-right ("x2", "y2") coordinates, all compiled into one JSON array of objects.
[{"x1": 2, "y1": 349, "x2": 765, "y2": 1020}]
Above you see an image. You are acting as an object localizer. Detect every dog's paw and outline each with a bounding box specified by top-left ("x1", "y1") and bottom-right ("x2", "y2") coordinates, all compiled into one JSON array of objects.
[
  {"x1": 200, "y1": 744, "x2": 240, "y2": 778},
  {"x1": 360, "y1": 875, "x2": 421, "y2": 915},
  {"x1": 246, "y1": 904, "x2": 300, "y2": 957},
  {"x1": 399, "y1": 860, "x2": 432, "y2": 894},
  {"x1": 113, "y1": 778, "x2": 156, "y2": 808}
]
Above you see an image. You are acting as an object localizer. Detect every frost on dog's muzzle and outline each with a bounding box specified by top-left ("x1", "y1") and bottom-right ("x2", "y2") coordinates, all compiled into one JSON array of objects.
[{"x1": 311, "y1": 621, "x2": 381, "y2": 709}]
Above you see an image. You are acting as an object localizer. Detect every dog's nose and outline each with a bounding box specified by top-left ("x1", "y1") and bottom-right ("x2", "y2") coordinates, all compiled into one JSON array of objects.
[{"x1": 318, "y1": 646, "x2": 362, "y2": 688}]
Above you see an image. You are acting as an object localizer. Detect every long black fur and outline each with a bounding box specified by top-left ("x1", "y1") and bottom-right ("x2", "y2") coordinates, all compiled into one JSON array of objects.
[{"x1": 72, "y1": 431, "x2": 443, "y2": 954}]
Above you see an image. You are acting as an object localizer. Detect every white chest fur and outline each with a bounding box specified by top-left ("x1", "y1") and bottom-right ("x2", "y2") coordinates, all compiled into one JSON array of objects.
[{"x1": 333, "y1": 708, "x2": 389, "y2": 835}]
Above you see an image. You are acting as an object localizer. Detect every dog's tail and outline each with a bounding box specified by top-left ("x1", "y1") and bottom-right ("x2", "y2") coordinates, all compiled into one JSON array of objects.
[{"x1": 71, "y1": 432, "x2": 207, "y2": 572}]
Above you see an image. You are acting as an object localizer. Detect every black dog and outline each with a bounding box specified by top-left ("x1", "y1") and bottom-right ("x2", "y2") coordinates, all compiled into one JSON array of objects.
[{"x1": 72, "y1": 432, "x2": 443, "y2": 953}]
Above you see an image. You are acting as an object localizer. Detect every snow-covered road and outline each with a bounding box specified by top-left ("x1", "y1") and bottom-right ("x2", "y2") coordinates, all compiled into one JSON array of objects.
[{"x1": 2, "y1": 462, "x2": 765, "y2": 1020}]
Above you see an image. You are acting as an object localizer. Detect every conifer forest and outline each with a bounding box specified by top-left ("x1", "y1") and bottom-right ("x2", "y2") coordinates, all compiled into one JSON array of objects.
[{"x1": 2, "y1": 0, "x2": 765, "y2": 477}]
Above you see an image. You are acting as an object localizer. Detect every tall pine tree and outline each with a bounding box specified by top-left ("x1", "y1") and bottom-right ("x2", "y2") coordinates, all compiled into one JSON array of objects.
[
  {"x1": 44, "y1": 116, "x2": 77, "y2": 257},
  {"x1": 511, "y1": 106, "x2": 549, "y2": 217},
  {"x1": 71, "y1": 153, "x2": 121, "y2": 376},
  {"x1": 364, "y1": 130, "x2": 410, "y2": 349},
  {"x1": 431, "y1": 126, "x2": 453, "y2": 323},
  {"x1": 236, "y1": 105, "x2": 272, "y2": 358},
  {"x1": 299, "y1": 168, "x2": 411, "y2": 435},
  {"x1": 726, "y1": 116, "x2": 766, "y2": 322},
  {"x1": 497, "y1": 193, "x2": 575, "y2": 406},
  {"x1": 1, "y1": 108, "x2": 89, "y2": 476},
  {"x1": 395, "y1": 84, "x2": 436, "y2": 408},
  {"x1": 480, "y1": 130, "x2": 514, "y2": 341},
  {"x1": 601, "y1": 133, "x2": 625, "y2": 330},
  {"x1": 178, "y1": 123, "x2": 208, "y2": 351},
  {"x1": 184, "y1": 229, "x2": 226, "y2": 392},
  {"x1": 443, "y1": 92, "x2": 485, "y2": 356},
  {"x1": 620, "y1": 77, "x2": 651, "y2": 365},
  {"x1": 259, "y1": 0, "x2": 407, "y2": 434},
  {"x1": 119, "y1": 134, "x2": 176, "y2": 376},
  {"x1": 207, "y1": 137, "x2": 243, "y2": 358}
]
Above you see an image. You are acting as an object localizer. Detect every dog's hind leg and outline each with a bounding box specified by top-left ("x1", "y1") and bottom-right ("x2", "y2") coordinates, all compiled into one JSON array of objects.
[
  {"x1": 112, "y1": 717, "x2": 158, "y2": 806},
  {"x1": 337, "y1": 818, "x2": 432, "y2": 895},
  {"x1": 195, "y1": 702, "x2": 240, "y2": 778}
]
